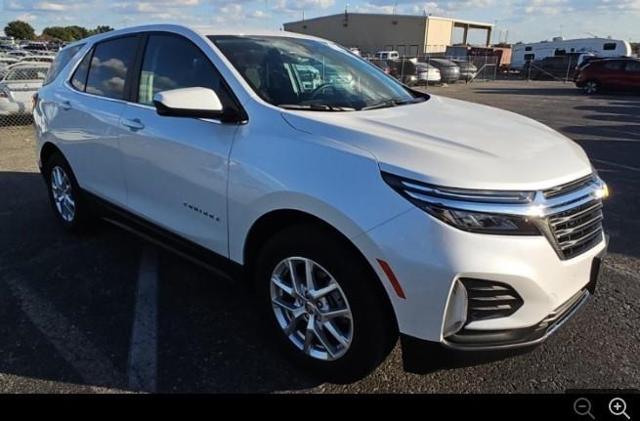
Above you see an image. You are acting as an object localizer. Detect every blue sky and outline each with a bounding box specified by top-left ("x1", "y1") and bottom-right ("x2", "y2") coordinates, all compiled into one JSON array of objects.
[{"x1": 2, "y1": 0, "x2": 639, "y2": 43}]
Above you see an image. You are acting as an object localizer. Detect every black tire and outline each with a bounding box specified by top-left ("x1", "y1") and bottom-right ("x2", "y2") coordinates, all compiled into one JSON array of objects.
[
  {"x1": 254, "y1": 224, "x2": 397, "y2": 382},
  {"x1": 43, "y1": 152, "x2": 93, "y2": 233}
]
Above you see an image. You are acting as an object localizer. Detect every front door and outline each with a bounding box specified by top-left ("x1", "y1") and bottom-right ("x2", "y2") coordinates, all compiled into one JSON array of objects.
[{"x1": 118, "y1": 33, "x2": 239, "y2": 256}]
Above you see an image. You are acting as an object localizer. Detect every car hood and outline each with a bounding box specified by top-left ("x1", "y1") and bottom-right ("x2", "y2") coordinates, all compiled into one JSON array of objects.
[{"x1": 280, "y1": 95, "x2": 592, "y2": 190}]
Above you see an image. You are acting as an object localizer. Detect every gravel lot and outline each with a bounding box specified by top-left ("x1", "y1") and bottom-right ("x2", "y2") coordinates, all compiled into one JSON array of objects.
[{"x1": 0, "y1": 80, "x2": 638, "y2": 393}]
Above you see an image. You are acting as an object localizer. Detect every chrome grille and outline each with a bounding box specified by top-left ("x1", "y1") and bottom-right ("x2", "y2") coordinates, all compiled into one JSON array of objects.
[
  {"x1": 543, "y1": 174, "x2": 597, "y2": 199},
  {"x1": 547, "y1": 199, "x2": 604, "y2": 259},
  {"x1": 461, "y1": 279, "x2": 523, "y2": 322}
]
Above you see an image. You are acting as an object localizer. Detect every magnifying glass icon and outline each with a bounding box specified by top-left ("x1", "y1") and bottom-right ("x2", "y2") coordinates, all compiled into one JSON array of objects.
[
  {"x1": 574, "y1": 397, "x2": 596, "y2": 420},
  {"x1": 610, "y1": 397, "x2": 631, "y2": 420}
]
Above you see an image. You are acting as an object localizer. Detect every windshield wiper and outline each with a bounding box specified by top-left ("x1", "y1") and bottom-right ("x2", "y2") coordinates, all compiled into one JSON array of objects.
[
  {"x1": 278, "y1": 103, "x2": 355, "y2": 112},
  {"x1": 360, "y1": 97, "x2": 426, "y2": 111}
]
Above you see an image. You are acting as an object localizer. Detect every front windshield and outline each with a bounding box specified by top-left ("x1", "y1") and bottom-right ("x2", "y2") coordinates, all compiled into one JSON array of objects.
[{"x1": 210, "y1": 35, "x2": 422, "y2": 111}]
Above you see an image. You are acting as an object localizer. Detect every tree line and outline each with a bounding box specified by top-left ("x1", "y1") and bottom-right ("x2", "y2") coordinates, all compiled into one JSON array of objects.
[{"x1": 3, "y1": 20, "x2": 114, "y2": 42}]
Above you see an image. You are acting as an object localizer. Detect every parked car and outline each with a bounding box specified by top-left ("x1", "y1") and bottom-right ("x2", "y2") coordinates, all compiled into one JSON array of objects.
[
  {"x1": 34, "y1": 25, "x2": 609, "y2": 381},
  {"x1": 424, "y1": 58, "x2": 460, "y2": 83},
  {"x1": 0, "y1": 55, "x2": 19, "y2": 69},
  {"x1": 0, "y1": 63, "x2": 49, "y2": 117},
  {"x1": 374, "y1": 50, "x2": 400, "y2": 61},
  {"x1": 575, "y1": 58, "x2": 640, "y2": 94},
  {"x1": 415, "y1": 62, "x2": 441, "y2": 84},
  {"x1": 18, "y1": 55, "x2": 55, "y2": 64},
  {"x1": 369, "y1": 58, "x2": 419, "y2": 85},
  {"x1": 452, "y1": 60, "x2": 478, "y2": 82},
  {"x1": 5, "y1": 50, "x2": 31, "y2": 59}
]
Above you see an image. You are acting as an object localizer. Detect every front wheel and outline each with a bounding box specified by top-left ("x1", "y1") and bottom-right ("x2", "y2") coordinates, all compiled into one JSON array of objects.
[{"x1": 254, "y1": 224, "x2": 397, "y2": 382}]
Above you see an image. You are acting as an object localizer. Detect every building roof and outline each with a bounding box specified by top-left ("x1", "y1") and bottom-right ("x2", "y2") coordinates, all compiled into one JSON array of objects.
[{"x1": 284, "y1": 12, "x2": 493, "y2": 28}]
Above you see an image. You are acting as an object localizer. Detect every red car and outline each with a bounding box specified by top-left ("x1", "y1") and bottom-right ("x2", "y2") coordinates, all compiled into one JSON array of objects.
[{"x1": 575, "y1": 58, "x2": 640, "y2": 94}]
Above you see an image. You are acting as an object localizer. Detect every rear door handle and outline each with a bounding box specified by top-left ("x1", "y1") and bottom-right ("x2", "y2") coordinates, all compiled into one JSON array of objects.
[
  {"x1": 122, "y1": 118, "x2": 145, "y2": 131},
  {"x1": 60, "y1": 100, "x2": 72, "y2": 111}
]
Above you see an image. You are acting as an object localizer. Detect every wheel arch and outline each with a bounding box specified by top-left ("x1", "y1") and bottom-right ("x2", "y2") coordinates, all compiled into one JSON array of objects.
[
  {"x1": 40, "y1": 142, "x2": 64, "y2": 170},
  {"x1": 243, "y1": 208, "x2": 399, "y2": 333}
]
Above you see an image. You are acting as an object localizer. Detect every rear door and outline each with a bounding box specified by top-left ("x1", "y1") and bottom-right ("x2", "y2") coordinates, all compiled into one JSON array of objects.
[
  {"x1": 118, "y1": 32, "x2": 240, "y2": 255},
  {"x1": 48, "y1": 35, "x2": 141, "y2": 206},
  {"x1": 600, "y1": 60, "x2": 626, "y2": 89},
  {"x1": 623, "y1": 61, "x2": 640, "y2": 90}
]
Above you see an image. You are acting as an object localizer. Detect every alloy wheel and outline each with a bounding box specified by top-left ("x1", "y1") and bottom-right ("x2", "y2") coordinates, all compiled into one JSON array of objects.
[
  {"x1": 585, "y1": 81, "x2": 598, "y2": 95},
  {"x1": 50, "y1": 166, "x2": 75, "y2": 222},
  {"x1": 270, "y1": 257, "x2": 353, "y2": 361}
]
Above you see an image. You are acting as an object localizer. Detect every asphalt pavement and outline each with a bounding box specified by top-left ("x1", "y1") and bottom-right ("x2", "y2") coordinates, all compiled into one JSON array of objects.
[{"x1": 0, "y1": 80, "x2": 638, "y2": 393}]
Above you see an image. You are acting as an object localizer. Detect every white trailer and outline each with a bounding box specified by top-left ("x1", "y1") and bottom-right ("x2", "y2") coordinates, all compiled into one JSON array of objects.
[{"x1": 512, "y1": 37, "x2": 631, "y2": 70}]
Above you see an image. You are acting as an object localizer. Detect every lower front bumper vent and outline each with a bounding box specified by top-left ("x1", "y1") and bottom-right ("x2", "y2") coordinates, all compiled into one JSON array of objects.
[
  {"x1": 460, "y1": 278, "x2": 523, "y2": 323},
  {"x1": 444, "y1": 288, "x2": 590, "y2": 350}
]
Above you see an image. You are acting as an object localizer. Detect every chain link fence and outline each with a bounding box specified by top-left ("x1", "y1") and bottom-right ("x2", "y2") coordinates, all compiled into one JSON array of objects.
[
  {"x1": 368, "y1": 54, "x2": 501, "y2": 88},
  {"x1": 520, "y1": 55, "x2": 581, "y2": 82},
  {"x1": 1, "y1": 55, "x2": 49, "y2": 141}
]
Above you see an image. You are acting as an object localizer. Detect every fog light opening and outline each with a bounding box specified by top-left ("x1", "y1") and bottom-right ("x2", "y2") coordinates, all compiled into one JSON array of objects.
[{"x1": 443, "y1": 280, "x2": 468, "y2": 338}]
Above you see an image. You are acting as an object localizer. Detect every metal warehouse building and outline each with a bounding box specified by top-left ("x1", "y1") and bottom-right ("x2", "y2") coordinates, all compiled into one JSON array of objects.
[{"x1": 283, "y1": 13, "x2": 494, "y2": 56}]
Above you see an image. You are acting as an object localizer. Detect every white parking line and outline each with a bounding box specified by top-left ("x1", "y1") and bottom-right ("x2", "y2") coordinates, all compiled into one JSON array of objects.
[
  {"x1": 127, "y1": 246, "x2": 159, "y2": 392},
  {"x1": 592, "y1": 158, "x2": 640, "y2": 173},
  {"x1": 4, "y1": 276, "x2": 123, "y2": 391}
]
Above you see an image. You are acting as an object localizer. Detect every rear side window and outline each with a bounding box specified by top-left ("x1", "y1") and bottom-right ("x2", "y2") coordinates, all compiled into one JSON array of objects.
[
  {"x1": 85, "y1": 36, "x2": 139, "y2": 100},
  {"x1": 43, "y1": 44, "x2": 84, "y2": 86},
  {"x1": 136, "y1": 34, "x2": 231, "y2": 107},
  {"x1": 603, "y1": 61, "x2": 624, "y2": 71},
  {"x1": 71, "y1": 48, "x2": 92, "y2": 91},
  {"x1": 603, "y1": 43, "x2": 617, "y2": 51}
]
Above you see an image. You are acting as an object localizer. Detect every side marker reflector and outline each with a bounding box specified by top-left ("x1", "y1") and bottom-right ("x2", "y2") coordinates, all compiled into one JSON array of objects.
[{"x1": 377, "y1": 259, "x2": 406, "y2": 299}]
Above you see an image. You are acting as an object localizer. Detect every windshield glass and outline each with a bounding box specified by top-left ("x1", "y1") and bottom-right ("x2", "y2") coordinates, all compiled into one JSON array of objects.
[{"x1": 210, "y1": 35, "x2": 421, "y2": 111}]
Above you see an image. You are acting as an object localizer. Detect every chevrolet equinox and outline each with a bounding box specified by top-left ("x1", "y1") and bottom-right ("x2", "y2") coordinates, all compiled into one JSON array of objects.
[{"x1": 33, "y1": 25, "x2": 609, "y2": 381}]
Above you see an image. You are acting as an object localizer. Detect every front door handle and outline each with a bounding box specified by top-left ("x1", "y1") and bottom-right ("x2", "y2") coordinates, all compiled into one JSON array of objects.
[
  {"x1": 60, "y1": 100, "x2": 72, "y2": 111},
  {"x1": 122, "y1": 118, "x2": 145, "y2": 131}
]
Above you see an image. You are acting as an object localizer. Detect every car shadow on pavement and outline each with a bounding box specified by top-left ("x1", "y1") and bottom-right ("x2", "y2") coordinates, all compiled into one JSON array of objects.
[{"x1": 0, "y1": 171, "x2": 325, "y2": 393}]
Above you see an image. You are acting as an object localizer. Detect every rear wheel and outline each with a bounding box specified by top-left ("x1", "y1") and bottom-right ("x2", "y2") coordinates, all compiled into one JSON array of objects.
[
  {"x1": 44, "y1": 153, "x2": 92, "y2": 232},
  {"x1": 584, "y1": 80, "x2": 600, "y2": 95},
  {"x1": 254, "y1": 224, "x2": 397, "y2": 382}
]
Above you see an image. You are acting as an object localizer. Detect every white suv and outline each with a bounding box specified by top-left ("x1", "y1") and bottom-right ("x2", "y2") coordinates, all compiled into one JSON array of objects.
[{"x1": 33, "y1": 25, "x2": 609, "y2": 381}]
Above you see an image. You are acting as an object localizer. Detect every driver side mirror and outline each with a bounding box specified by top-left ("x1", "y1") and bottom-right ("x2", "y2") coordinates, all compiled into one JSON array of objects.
[{"x1": 153, "y1": 87, "x2": 224, "y2": 119}]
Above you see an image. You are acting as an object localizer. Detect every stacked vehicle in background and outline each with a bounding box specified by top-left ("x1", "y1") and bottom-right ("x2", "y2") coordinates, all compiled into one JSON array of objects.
[{"x1": 0, "y1": 40, "x2": 54, "y2": 123}]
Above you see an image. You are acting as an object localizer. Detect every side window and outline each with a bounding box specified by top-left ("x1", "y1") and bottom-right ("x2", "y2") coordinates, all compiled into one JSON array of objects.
[
  {"x1": 524, "y1": 53, "x2": 535, "y2": 61},
  {"x1": 603, "y1": 43, "x2": 617, "y2": 51},
  {"x1": 137, "y1": 34, "x2": 231, "y2": 107},
  {"x1": 85, "y1": 36, "x2": 139, "y2": 100},
  {"x1": 626, "y1": 61, "x2": 640, "y2": 73},
  {"x1": 525, "y1": 46, "x2": 532, "y2": 52},
  {"x1": 71, "y1": 48, "x2": 92, "y2": 91},
  {"x1": 604, "y1": 61, "x2": 623, "y2": 71},
  {"x1": 43, "y1": 43, "x2": 84, "y2": 86}
]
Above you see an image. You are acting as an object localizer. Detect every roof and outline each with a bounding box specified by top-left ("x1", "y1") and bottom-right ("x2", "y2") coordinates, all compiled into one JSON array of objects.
[
  {"x1": 61, "y1": 24, "x2": 325, "y2": 51},
  {"x1": 284, "y1": 12, "x2": 493, "y2": 28}
]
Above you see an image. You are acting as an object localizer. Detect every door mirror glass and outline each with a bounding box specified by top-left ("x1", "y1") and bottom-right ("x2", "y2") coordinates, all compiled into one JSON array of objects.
[{"x1": 153, "y1": 87, "x2": 223, "y2": 119}]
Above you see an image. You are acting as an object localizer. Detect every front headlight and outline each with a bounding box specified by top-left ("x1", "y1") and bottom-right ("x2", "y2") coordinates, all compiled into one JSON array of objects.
[{"x1": 382, "y1": 172, "x2": 541, "y2": 235}]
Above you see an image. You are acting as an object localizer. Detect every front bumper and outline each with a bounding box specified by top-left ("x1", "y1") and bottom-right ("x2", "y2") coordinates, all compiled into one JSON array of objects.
[{"x1": 354, "y1": 207, "x2": 607, "y2": 348}]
